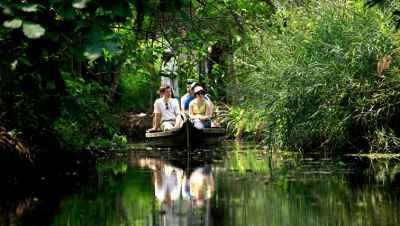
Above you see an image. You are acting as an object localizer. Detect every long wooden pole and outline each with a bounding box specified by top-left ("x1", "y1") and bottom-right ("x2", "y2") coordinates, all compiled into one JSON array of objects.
[{"x1": 186, "y1": 120, "x2": 191, "y2": 151}]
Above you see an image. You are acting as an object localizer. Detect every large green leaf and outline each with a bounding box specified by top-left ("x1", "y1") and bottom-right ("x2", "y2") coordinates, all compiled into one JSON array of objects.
[
  {"x1": 22, "y1": 22, "x2": 46, "y2": 39},
  {"x1": 3, "y1": 19, "x2": 22, "y2": 29}
]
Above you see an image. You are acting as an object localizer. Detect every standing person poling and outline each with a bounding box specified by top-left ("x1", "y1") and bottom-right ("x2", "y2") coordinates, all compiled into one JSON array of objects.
[
  {"x1": 189, "y1": 86, "x2": 212, "y2": 129},
  {"x1": 160, "y1": 49, "x2": 180, "y2": 98},
  {"x1": 148, "y1": 86, "x2": 181, "y2": 132}
]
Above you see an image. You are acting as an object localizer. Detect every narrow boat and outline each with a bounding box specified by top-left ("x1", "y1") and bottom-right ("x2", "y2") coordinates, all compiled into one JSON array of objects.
[{"x1": 145, "y1": 122, "x2": 226, "y2": 147}]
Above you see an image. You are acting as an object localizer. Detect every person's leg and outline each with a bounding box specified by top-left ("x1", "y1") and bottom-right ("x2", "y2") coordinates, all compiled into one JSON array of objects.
[{"x1": 203, "y1": 119, "x2": 211, "y2": 128}]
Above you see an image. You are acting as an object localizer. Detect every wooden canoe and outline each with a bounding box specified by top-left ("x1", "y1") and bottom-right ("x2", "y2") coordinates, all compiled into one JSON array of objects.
[{"x1": 145, "y1": 122, "x2": 226, "y2": 147}]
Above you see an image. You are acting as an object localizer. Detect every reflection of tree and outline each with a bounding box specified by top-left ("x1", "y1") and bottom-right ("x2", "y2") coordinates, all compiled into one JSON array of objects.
[{"x1": 216, "y1": 149, "x2": 400, "y2": 226}]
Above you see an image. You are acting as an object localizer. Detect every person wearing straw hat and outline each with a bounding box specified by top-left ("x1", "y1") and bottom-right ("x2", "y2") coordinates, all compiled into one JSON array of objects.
[{"x1": 189, "y1": 86, "x2": 212, "y2": 129}]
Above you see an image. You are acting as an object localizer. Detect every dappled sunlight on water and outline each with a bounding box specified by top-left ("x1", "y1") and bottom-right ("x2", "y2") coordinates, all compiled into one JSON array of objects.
[{"x1": 1, "y1": 142, "x2": 400, "y2": 226}]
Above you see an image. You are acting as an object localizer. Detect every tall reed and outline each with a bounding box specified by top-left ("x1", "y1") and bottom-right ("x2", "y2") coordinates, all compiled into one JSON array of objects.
[{"x1": 228, "y1": 0, "x2": 400, "y2": 152}]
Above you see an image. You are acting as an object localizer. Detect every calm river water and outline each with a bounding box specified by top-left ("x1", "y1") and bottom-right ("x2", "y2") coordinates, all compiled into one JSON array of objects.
[{"x1": 1, "y1": 142, "x2": 400, "y2": 226}]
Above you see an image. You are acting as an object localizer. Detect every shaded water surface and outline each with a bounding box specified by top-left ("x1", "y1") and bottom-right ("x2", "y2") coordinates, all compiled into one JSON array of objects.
[{"x1": 1, "y1": 143, "x2": 400, "y2": 226}]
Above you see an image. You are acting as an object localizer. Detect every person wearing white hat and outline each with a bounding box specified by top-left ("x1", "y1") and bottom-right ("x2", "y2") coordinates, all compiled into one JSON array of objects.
[{"x1": 189, "y1": 86, "x2": 212, "y2": 129}]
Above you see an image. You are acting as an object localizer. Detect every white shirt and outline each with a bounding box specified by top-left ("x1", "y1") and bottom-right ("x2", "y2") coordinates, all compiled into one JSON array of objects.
[{"x1": 154, "y1": 97, "x2": 180, "y2": 122}]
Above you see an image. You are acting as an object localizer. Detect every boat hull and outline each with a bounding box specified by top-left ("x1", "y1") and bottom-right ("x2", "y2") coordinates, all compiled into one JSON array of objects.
[{"x1": 145, "y1": 122, "x2": 226, "y2": 147}]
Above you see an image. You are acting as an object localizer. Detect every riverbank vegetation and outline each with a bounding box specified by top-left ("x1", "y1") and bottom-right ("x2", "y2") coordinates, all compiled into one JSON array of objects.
[
  {"x1": 227, "y1": 0, "x2": 400, "y2": 152},
  {"x1": 1, "y1": 0, "x2": 400, "y2": 154}
]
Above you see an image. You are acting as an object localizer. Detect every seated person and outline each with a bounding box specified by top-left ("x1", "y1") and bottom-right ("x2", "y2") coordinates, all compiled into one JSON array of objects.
[
  {"x1": 189, "y1": 86, "x2": 212, "y2": 129},
  {"x1": 181, "y1": 81, "x2": 213, "y2": 114},
  {"x1": 181, "y1": 80, "x2": 197, "y2": 112},
  {"x1": 180, "y1": 79, "x2": 197, "y2": 111},
  {"x1": 148, "y1": 86, "x2": 181, "y2": 132}
]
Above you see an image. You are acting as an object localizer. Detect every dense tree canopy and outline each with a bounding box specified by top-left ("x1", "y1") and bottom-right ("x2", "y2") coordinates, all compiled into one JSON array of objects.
[
  {"x1": 0, "y1": 0, "x2": 274, "y2": 149},
  {"x1": 1, "y1": 0, "x2": 400, "y2": 152}
]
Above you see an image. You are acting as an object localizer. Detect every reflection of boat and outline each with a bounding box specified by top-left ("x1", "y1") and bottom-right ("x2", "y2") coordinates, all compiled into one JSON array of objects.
[{"x1": 145, "y1": 121, "x2": 226, "y2": 147}]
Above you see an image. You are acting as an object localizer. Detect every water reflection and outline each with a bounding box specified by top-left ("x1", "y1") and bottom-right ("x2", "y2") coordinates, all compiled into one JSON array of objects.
[
  {"x1": 186, "y1": 166, "x2": 215, "y2": 207},
  {"x1": 138, "y1": 158, "x2": 215, "y2": 226},
  {"x1": 2, "y1": 145, "x2": 400, "y2": 226}
]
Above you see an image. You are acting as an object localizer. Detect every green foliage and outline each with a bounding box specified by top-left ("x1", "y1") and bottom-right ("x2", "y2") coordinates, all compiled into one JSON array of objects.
[
  {"x1": 229, "y1": 0, "x2": 400, "y2": 152},
  {"x1": 5, "y1": 0, "x2": 400, "y2": 154},
  {"x1": 227, "y1": 106, "x2": 266, "y2": 140},
  {"x1": 53, "y1": 118, "x2": 88, "y2": 151},
  {"x1": 369, "y1": 128, "x2": 400, "y2": 152},
  {"x1": 113, "y1": 39, "x2": 164, "y2": 112},
  {"x1": 366, "y1": 0, "x2": 400, "y2": 29},
  {"x1": 0, "y1": 0, "x2": 134, "y2": 149},
  {"x1": 52, "y1": 74, "x2": 127, "y2": 150},
  {"x1": 116, "y1": 71, "x2": 155, "y2": 112}
]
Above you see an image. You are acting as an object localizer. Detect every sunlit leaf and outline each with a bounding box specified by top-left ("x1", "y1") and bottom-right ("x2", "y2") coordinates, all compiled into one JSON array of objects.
[
  {"x1": 3, "y1": 19, "x2": 22, "y2": 29},
  {"x1": 73, "y1": 0, "x2": 91, "y2": 9},
  {"x1": 22, "y1": 22, "x2": 46, "y2": 39}
]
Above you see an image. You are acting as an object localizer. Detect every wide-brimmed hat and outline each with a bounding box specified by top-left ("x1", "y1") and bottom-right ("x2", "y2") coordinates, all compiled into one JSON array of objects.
[{"x1": 193, "y1": 86, "x2": 204, "y2": 94}]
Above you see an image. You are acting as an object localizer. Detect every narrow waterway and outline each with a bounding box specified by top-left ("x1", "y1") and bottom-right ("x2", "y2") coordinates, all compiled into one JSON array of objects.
[{"x1": 1, "y1": 143, "x2": 400, "y2": 226}]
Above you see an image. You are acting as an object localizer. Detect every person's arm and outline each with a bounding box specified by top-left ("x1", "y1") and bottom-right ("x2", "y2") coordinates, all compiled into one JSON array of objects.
[
  {"x1": 174, "y1": 99, "x2": 181, "y2": 116},
  {"x1": 151, "y1": 100, "x2": 162, "y2": 130},
  {"x1": 205, "y1": 101, "x2": 212, "y2": 120},
  {"x1": 153, "y1": 113, "x2": 161, "y2": 130}
]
